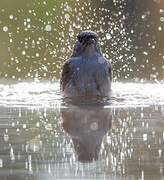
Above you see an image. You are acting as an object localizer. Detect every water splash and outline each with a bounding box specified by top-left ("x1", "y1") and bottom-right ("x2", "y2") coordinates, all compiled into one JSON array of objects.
[
  {"x1": 0, "y1": 0, "x2": 163, "y2": 81},
  {"x1": 0, "y1": 81, "x2": 164, "y2": 108}
]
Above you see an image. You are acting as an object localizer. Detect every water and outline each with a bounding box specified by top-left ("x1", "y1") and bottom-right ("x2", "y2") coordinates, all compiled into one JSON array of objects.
[
  {"x1": 0, "y1": 81, "x2": 164, "y2": 180},
  {"x1": 0, "y1": 0, "x2": 164, "y2": 179}
]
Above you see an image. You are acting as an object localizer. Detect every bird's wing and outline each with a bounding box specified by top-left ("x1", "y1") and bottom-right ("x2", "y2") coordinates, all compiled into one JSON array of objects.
[
  {"x1": 108, "y1": 62, "x2": 112, "y2": 81},
  {"x1": 60, "y1": 60, "x2": 72, "y2": 91}
]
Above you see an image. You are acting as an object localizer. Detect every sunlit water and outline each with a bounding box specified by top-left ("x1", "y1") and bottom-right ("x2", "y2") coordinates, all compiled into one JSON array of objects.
[
  {"x1": 0, "y1": 0, "x2": 164, "y2": 179},
  {"x1": 0, "y1": 81, "x2": 164, "y2": 180},
  {"x1": 0, "y1": 81, "x2": 164, "y2": 108}
]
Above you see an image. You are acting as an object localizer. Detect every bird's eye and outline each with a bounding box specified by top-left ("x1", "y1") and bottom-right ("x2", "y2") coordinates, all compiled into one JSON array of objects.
[
  {"x1": 78, "y1": 37, "x2": 82, "y2": 43},
  {"x1": 89, "y1": 35, "x2": 97, "y2": 42},
  {"x1": 77, "y1": 35, "x2": 83, "y2": 43}
]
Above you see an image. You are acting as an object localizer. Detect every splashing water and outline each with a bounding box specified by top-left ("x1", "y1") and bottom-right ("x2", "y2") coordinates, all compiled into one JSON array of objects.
[
  {"x1": 0, "y1": 1, "x2": 164, "y2": 180},
  {"x1": 0, "y1": 81, "x2": 60, "y2": 108},
  {"x1": 0, "y1": 0, "x2": 163, "y2": 81},
  {"x1": 0, "y1": 81, "x2": 164, "y2": 108}
]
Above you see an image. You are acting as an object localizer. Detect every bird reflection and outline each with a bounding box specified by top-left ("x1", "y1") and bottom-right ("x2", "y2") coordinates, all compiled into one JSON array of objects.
[{"x1": 61, "y1": 104, "x2": 112, "y2": 163}]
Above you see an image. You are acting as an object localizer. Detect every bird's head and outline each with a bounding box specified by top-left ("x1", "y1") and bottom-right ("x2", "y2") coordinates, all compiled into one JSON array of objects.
[
  {"x1": 77, "y1": 31, "x2": 98, "y2": 46},
  {"x1": 72, "y1": 31, "x2": 102, "y2": 57}
]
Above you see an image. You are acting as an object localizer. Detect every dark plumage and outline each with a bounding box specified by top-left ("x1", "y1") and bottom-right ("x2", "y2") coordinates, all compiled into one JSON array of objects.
[{"x1": 60, "y1": 31, "x2": 112, "y2": 98}]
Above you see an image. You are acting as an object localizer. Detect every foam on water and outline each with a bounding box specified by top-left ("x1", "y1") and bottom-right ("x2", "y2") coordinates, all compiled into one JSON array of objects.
[{"x1": 0, "y1": 81, "x2": 164, "y2": 108}]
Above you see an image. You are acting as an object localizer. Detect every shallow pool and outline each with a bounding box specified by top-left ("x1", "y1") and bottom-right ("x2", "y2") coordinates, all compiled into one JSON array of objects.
[{"x1": 0, "y1": 81, "x2": 164, "y2": 180}]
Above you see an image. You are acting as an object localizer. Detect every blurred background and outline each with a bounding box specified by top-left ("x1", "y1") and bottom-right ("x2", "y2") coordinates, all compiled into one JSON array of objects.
[
  {"x1": 0, "y1": 0, "x2": 164, "y2": 82},
  {"x1": 0, "y1": 1, "x2": 164, "y2": 179}
]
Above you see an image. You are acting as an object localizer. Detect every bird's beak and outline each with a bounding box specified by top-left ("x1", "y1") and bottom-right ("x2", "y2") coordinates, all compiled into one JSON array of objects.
[{"x1": 87, "y1": 38, "x2": 95, "y2": 45}]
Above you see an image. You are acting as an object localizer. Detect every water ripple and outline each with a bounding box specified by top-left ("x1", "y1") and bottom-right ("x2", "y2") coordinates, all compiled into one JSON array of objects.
[{"x1": 0, "y1": 81, "x2": 164, "y2": 108}]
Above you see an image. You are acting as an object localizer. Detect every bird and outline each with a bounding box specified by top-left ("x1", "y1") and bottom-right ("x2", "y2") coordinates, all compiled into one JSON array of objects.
[
  {"x1": 61, "y1": 104, "x2": 112, "y2": 162},
  {"x1": 60, "y1": 31, "x2": 112, "y2": 98}
]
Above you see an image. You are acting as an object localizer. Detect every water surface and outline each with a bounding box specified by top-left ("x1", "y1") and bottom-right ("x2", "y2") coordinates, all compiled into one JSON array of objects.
[
  {"x1": 0, "y1": 81, "x2": 164, "y2": 180},
  {"x1": 0, "y1": 0, "x2": 164, "y2": 179}
]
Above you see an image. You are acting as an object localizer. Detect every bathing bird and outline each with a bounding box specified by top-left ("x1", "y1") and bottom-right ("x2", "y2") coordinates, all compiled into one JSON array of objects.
[{"x1": 60, "y1": 31, "x2": 112, "y2": 98}]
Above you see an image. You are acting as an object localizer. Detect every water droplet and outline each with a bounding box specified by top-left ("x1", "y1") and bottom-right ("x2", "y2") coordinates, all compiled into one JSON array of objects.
[
  {"x1": 143, "y1": 134, "x2": 147, "y2": 141},
  {"x1": 98, "y1": 57, "x2": 105, "y2": 64},
  {"x1": 65, "y1": 14, "x2": 70, "y2": 21},
  {"x1": 3, "y1": 26, "x2": 8, "y2": 32},
  {"x1": 159, "y1": 149, "x2": 162, "y2": 157},
  {"x1": 9, "y1": 15, "x2": 14, "y2": 19},
  {"x1": 158, "y1": 26, "x2": 162, "y2": 31},
  {"x1": 143, "y1": 51, "x2": 148, "y2": 55},
  {"x1": 22, "y1": 50, "x2": 26, "y2": 55},
  {"x1": 90, "y1": 122, "x2": 98, "y2": 131},
  {"x1": 36, "y1": 53, "x2": 39, "y2": 57},
  {"x1": 106, "y1": 33, "x2": 112, "y2": 40},
  {"x1": 160, "y1": 17, "x2": 164, "y2": 22},
  {"x1": 4, "y1": 134, "x2": 9, "y2": 142},
  {"x1": 45, "y1": 25, "x2": 52, "y2": 31},
  {"x1": 0, "y1": 159, "x2": 3, "y2": 168},
  {"x1": 27, "y1": 18, "x2": 31, "y2": 22}
]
